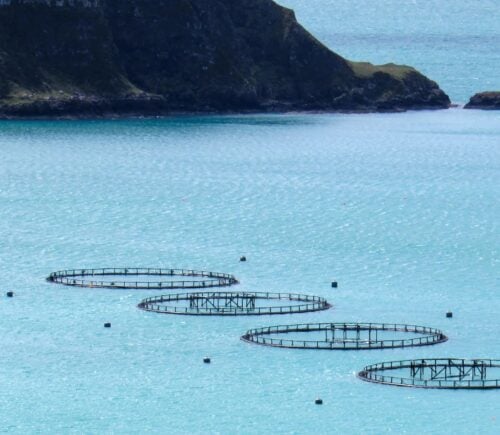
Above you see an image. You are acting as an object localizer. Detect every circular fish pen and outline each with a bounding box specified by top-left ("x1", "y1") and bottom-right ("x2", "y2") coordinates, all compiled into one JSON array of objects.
[
  {"x1": 46, "y1": 268, "x2": 238, "y2": 290},
  {"x1": 358, "y1": 359, "x2": 500, "y2": 389},
  {"x1": 241, "y1": 322, "x2": 447, "y2": 350},
  {"x1": 138, "y1": 292, "x2": 331, "y2": 316}
]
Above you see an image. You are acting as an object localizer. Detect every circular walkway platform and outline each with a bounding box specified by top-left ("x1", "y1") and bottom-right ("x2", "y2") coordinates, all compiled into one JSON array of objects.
[
  {"x1": 241, "y1": 322, "x2": 447, "y2": 350},
  {"x1": 358, "y1": 358, "x2": 500, "y2": 389},
  {"x1": 46, "y1": 268, "x2": 238, "y2": 290},
  {"x1": 138, "y1": 291, "x2": 331, "y2": 316}
]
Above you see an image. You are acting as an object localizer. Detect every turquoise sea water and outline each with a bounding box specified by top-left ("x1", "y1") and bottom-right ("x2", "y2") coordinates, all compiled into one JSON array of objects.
[
  {"x1": 1, "y1": 109, "x2": 498, "y2": 433},
  {"x1": 1, "y1": 2, "x2": 500, "y2": 434}
]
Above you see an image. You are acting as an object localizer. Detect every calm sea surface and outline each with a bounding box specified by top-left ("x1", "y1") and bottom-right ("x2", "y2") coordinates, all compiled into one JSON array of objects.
[
  {"x1": 1, "y1": 1, "x2": 499, "y2": 434},
  {"x1": 280, "y1": 0, "x2": 500, "y2": 103}
]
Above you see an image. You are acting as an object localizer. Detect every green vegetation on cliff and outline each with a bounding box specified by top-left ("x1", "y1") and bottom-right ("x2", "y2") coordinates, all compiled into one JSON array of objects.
[{"x1": 0, "y1": 0, "x2": 450, "y2": 117}]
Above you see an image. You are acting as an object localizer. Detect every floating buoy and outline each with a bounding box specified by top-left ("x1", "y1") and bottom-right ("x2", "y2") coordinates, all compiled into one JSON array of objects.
[
  {"x1": 203, "y1": 357, "x2": 211, "y2": 364},
  {"x1": 240, "y1": 256, "x2": 247, "y2": 262},
  {"x1": 331, "y1": 281, "x2": 338, "y2": 288},
  {"x1": 315, "y1": 398, "x2": 323, "y2": 405},
  {"x1": 6, "y1": 291, "x2": 14, "y2": 297},
  {"x1": 446, "y1": 312, "x2": 453, "y2": 318},
  {"x1": 104, "y1": 322, "x2": 111, "y2": 328}
]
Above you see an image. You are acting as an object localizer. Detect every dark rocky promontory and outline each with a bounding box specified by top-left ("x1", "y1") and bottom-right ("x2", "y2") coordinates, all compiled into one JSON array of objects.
[
  {"x1": 464, "y1": 92, "x2": 500, "y2": 110},
  {"x1": 0, "y1": 0, "x2": 450, "y2": 118}
]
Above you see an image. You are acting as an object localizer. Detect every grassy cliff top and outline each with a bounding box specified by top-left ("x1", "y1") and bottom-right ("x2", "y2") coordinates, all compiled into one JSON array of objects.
[{"x1": 349, "y1": 61, "x2": 417, "y2": 80}]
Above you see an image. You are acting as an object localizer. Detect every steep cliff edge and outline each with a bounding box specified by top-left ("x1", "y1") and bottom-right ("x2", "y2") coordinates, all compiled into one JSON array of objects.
[
  {"x1": 464, "y1": 92, "x2": 500, "y2": 110},
  {"x1": 0, "y1": 0, "x2": 450, "y2": 117}
]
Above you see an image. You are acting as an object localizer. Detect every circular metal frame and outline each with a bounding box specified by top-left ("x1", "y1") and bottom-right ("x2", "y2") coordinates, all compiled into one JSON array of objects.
[
  {"x1": 138, "y1": 292, "x2": 331, "y2": 316},
  {"x1": 46, "y1": 268, "x2": 238, "y2": 290},
  {"x1": 241, "y1": 322, "x2": 447, "y2": 350},
  {"x1": 358, "y1": 358, "x2": 500, "y2": 389}
]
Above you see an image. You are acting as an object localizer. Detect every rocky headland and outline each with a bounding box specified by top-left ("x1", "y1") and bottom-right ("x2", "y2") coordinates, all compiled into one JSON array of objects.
[
  {"x1": 464, "y1": 92, "x2": 500, "y2": 110},
  {"x1": 0, "y1": 0, "x2": 451, "y2": 118}
]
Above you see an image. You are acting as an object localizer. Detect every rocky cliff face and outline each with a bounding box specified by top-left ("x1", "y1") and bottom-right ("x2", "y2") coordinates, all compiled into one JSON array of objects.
[
  {"x1": 464, "y1": 92, "x2": 500, "y2": 110},
  {"x1": 0, "y1": 0, "x2": 450, "y2": 117}
]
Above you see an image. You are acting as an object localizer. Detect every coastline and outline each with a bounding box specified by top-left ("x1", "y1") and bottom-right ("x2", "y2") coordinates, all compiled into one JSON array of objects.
[{"x1": 0, "y1": 103, "x2": 455, "y2": 121}]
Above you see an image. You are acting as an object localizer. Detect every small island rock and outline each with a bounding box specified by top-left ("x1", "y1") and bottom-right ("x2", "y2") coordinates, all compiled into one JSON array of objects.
[{"x1": 464, "y1": 92, "x2": 500, "y2": 110}]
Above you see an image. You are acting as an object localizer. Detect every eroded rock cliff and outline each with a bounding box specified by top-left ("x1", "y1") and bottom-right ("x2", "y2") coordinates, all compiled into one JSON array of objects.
[{"x1": 0, "y1": 0, "x2": 450, "y2": 117}]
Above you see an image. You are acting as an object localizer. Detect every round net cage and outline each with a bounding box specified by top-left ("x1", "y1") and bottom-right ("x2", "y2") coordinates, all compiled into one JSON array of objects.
[
  {"x1": 358, "y1": 358, "x2": 500, "y2": 389},
  {"x1": 241, "y1": 322, "x2": 447, "y2": 350},
  {"x1": 46, "y1": 268, "x2": 238, "y2": 290},
  {"x1": 138, "y1": 291, "x2": 331, "y2": 316}
]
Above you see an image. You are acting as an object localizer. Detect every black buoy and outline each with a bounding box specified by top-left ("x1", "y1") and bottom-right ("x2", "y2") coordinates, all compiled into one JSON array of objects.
[
  {"x1": 446, "y1": 312, "x2": 453, "y2": 318},
  {"x1": 315, "y1": 398, "x2": 323, "y2": 405},
  {"x1": 6, "y1": 291, "x2": 14, "y2": 297},
  {"x1": 331, "y1": 281, "x2": 338, "y2": 288},
  {"x1": 104, "y1": 322, "x2": 111, "y2": 328},
  {"x1": 203, "y1": 357, "x2": 211, "y2": 364},
  {"x1": 240, "y1": 256, "x2": 247, "y2": 262}
]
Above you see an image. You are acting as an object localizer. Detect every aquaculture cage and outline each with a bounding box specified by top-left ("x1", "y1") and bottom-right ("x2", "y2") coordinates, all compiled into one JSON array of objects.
[
  {"x1": 137, "y1": 291, "x2": 331, "y2": 316},
  {"x1": 358, "y1": 358, "x2": 500, "y2": 389},
  {"x1": 241, "y1": 322, "x2": 447, "y2": 350},
  {"x1": 46, "y1": 268, "x2": 238, "y2": 290}
]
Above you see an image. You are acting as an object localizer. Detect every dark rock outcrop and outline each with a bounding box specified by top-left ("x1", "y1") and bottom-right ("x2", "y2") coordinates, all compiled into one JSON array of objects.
[
  {"x1": 0, "y1": 0, "x2": 450, "y2": 118},
  {"x1": 464, "y1": 92, "x2": 500, "y2": 110}
]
